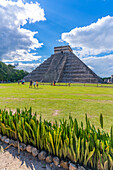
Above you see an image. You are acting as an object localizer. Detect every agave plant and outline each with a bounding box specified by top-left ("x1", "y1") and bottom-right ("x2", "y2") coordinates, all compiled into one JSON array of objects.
[{"x1": 0, "y1": 108, "x2": 113, "y2": 169}]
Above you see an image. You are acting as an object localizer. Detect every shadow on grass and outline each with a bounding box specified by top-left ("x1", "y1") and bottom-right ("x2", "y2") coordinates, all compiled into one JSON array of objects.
[{"x1": 29, "y1": 88, "x2": 43, "y2": 90}]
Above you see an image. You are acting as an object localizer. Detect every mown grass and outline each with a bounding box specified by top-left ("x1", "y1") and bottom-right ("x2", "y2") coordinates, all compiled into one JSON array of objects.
[{"x1": 0, "y1": 83, "x2": 113, "y2": 131}]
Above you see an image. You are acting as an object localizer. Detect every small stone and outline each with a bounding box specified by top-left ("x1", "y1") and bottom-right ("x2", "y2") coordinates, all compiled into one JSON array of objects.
[
  {"x1": 4, "y1": 138, "x2": 10, "y2": 144},
  {"x1": 53, "y1": 157, "x2": 59, "y2": 166},
  {"x1": 14, "y1": 141, "x2": 18, "y2": 147},
  {"x1": 0, "y1": 134, "x2": 2, "y2": 140},
  {"x1": 9, "y1": 139, "x2": 15, "y2": 146},
  {"x1": 1, "y1": 136, "x2": 7, "y2": 142},
  {"x1": 69, "y1": 163, "x2": 77, "y2": 170},
  {"x1": 31, "y1": 147, "x2": 38, "y2": 157},
  {"x1": 46, "y1": 155, "x2": 53, "y2": 163},
  {"x1": 78, "y1": 166, "x2": 85, "y2": 170},
  {"x1": 20, "y1": 143, "x2": 26, "y2": 151},
  {"x1": 26, "y1": 145, "x2": 32, "y2": 153},
  {"x1": 60, "y1": 160, "x2": 68, "y2": 169},
  {"x1": 38, "y1": 151, "x2": 47, "y2": 160}
]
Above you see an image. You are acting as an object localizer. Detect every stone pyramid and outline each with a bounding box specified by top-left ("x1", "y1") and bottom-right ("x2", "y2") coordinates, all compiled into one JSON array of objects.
[{"x1": 24, "y1": 46, "x2": 103, "y2": 83}]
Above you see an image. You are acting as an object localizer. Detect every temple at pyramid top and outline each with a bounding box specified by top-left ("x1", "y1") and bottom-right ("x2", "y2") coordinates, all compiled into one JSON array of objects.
[
  {"x1": 24, "y1": 45, "x2": 103, "y2": 83},
  {"x1": 54, "y1": 45, "x2": 73, "y2": 54}
]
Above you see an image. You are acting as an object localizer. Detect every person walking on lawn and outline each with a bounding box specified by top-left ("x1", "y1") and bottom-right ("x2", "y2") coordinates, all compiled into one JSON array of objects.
[
  {"x1": 36, "y1": 80, "x2": 38, "y2": 88},
  {"x1": 29, "y1": 80, "x2": 33, "y2": 88}
]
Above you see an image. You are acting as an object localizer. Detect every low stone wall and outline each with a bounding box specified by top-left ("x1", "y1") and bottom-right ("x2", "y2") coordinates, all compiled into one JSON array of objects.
[{"x1": 0, "y1": 134, "x2": 86, "y2": 170}]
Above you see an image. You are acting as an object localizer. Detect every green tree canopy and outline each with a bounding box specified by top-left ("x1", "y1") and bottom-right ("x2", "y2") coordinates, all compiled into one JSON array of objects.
[{"x1": 0, "y1": 61, "x2": 28, "y2": 82}]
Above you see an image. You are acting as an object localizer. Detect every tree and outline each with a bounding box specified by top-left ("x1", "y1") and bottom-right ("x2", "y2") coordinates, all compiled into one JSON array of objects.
[{"x1": 0, "y1": 61, "x2": 28, "y2": 82}]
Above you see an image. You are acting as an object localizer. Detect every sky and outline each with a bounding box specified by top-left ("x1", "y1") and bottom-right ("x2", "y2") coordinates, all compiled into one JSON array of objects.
[{"x1": 0, "y1": 0, "x2": 113, "y2": 77}]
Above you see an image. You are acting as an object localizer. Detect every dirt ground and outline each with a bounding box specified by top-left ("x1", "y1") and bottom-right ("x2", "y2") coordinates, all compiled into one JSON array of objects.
[{"x1": 0, "y1": 142, "x2": 64, "y2": 170}]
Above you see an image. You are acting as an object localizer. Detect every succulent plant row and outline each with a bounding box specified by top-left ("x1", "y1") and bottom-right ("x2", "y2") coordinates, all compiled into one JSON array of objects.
[{"x1": 0, "y1": 107, "x2": 113, "y2": 169}]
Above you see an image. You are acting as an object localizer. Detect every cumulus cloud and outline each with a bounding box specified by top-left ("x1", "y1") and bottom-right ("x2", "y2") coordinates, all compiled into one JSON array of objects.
[
  {"x1": 16, "y1": 62, "x2": 41, "y2": 72},
  {"x1": 2, "y1": 50, "x2": 42, "y2": 62},
  {"x1": 0, "y1": 0, "x2": 46, "y2": 63},
  {"x1": 61, "y1": 16, "x2": 113, "y2": 56},
  {"x1": 6, "y1": 62, "x2": 41, "y2": 72},
  {"x1": 82, "y1": 54, "x2": 113, "y2": 77}
]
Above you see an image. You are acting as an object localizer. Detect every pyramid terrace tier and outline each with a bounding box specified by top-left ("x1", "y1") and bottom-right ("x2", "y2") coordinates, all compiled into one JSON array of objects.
[
  {"x1": 60, "y1": 78, "x2": 99, "y2": 83},
  {"x1": 54, "y1": 45, "x2": 73, "y2": 54},
  {"x1": 24, "y1": 51, "x2": 103, "y2": 83}
]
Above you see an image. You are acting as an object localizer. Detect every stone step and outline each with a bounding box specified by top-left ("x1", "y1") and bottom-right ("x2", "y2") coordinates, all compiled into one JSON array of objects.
[
  {"x1": 42, "y1": 53, "x2": 67, "y2": 82},
  {"x1": 62, "y1": 74, "x2": 95, "y2": 78},
  {"x1": 60, "y1": 78, "x2": 98, "y2": 83},
  {"x1": 63, "y1": 71, "x2": 89, "y2": 74},
  {"x1": 63, "y1": 68, "x2": 88, "y2": 72}
]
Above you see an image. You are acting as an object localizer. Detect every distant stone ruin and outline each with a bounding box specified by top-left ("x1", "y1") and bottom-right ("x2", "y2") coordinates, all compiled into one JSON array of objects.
[{"x1": 24, "y1": 45, "x2": 103, "y2": 83}]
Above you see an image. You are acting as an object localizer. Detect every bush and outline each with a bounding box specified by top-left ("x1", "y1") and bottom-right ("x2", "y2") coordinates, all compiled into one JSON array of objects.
[{"x1": 0, "y1": 108, "x2": 113, "y2": 169}]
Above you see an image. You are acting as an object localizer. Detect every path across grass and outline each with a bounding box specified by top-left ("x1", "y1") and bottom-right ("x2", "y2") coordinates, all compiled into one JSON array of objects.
[{"x1": 0, "y1": 83, "x2": 113, "y2": 131}]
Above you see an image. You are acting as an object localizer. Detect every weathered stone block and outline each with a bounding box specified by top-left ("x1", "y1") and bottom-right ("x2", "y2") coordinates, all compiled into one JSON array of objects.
[
  {"x1": 46, "y1": 155, "x2": 53, "y2": 163},
  {"x1": 78, "y1": 166, "x2": 85, "y2": 170},
  {"x1": 53, "y1": 157, "x2": 59, "y2": 166},
  {"x1": 31, "y1": 147, "x2": 39, "y2": 157},
  {"x1": 69, "y1": 163, "x2": 77, "y2": 170},
  {"x1": 60, "y1": 160, "x2": 68, "y2": 169},
  {"x1": 38, "y1": 151, "x2": 47, "y2": 160},
  {"x1": 26, "y1": 145, "x2": 32, "y2": 153}
]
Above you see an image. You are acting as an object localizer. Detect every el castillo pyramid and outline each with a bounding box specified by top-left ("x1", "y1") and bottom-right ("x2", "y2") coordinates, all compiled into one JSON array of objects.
[{"x1": 24, "y1": 46, "x2": 103, "y2": 83}]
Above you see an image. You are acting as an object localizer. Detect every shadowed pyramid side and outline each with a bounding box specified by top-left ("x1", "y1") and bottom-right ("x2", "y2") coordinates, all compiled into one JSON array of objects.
[{"x1": 24, "y1": 55, "x2": 54, "y2": 81}]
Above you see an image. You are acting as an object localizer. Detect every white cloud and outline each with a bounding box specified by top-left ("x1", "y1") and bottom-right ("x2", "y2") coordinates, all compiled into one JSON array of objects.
[
  {"x1": 0, "y1": 0, "x2": 46, "y2": 26},
  {"x1": 0, "y1": 0, "x2": 45, "y2": 63},
  {"x1": 16, "y1": 62, "x2": 41, "y2": 72},
  {"x1": 2, "y1": 50, "x2": 42, "y2": 62},
  {"x1": 61, "y1": 16, "x2": 113, "y2": 56},
  {"x1": 82, "y1": 54, "x2": 113, "y2": 77},
  {"x1": 6, "y1": 62, "x2": 41, "y2": 72}
]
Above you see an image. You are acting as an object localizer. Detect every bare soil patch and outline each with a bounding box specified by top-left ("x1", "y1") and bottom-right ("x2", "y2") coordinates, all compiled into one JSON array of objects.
[
  {"x1": 0, "y1": 97, "x2": 35, "y2": 101},
  {"x1": 67, "y1": 93, "x2": 113, "y2": 97},
  {"x1": 52, "y1": 110, "x2": 60, "y2": 116},
  {"x1": 87, "y1": 114, "x2": 98, "y2": 118},
  {"x1": 83, "y1": 99, "x2": 113, "y2": 104},
  {"x1": 0, "y1": 86, "x2": 8, "y2": 88}
]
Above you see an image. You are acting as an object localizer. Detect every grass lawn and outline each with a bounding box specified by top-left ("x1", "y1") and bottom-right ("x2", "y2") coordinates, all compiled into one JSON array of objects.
[{"x1": 0, "y1": 83, "x2": 113, "y2": 131}]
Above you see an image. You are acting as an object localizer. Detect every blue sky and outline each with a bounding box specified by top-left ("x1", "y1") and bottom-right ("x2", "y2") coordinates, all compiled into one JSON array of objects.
[{"x1": 0, "y1": 0, "x2": 113, "y2": 77}]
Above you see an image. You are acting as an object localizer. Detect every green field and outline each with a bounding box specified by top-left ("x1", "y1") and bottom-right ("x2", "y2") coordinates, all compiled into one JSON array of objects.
[{"x1": 0, "y1": 83, "x2": 113, "y2": 131}]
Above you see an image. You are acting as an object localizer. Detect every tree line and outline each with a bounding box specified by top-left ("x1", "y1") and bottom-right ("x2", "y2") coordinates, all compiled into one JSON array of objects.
[{"x1": 0, "y1": 61, "x2": 28, "y2": 82}]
